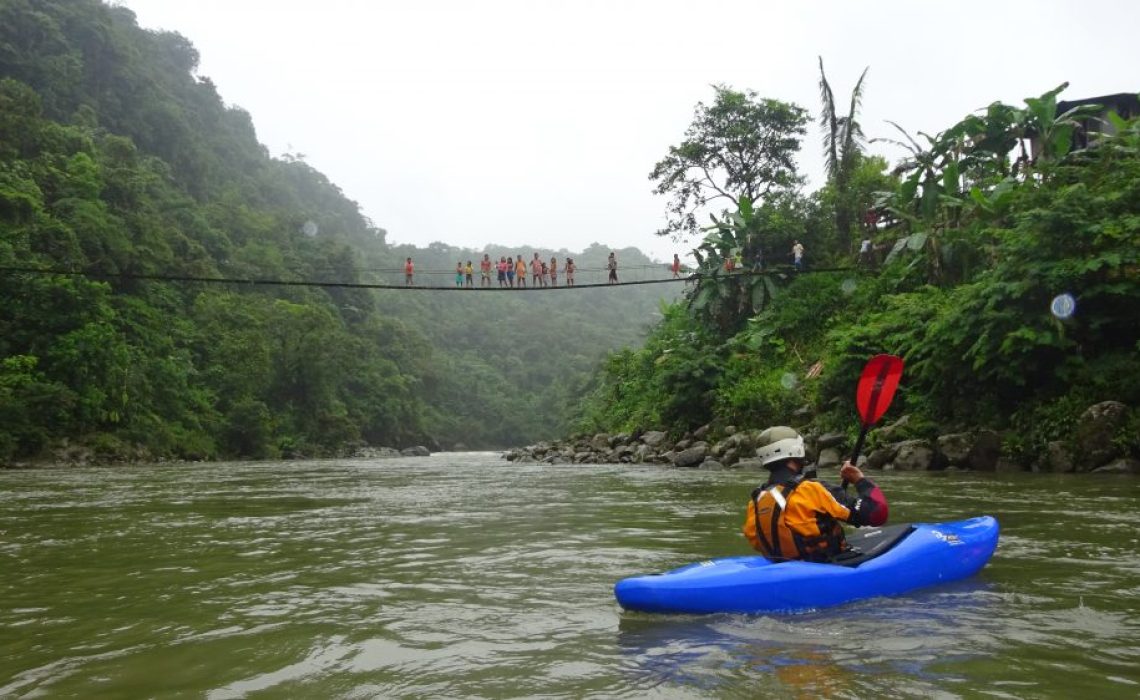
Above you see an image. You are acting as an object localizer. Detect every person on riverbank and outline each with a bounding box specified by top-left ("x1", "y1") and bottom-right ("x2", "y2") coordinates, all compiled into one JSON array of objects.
[
  {"x1": 607, "y1": 252, "x2": 618, "y2": 284},
  {"x1": 515, "y1": 256, "x2": 527, "y2": 288},
  {"x1": 481, "y1": 254, "x2": 493, "y2": 287},
  {"x1": 404, "y1": 257, "x2": 414, "y2": 286},
  {"x1": 792, "y1": 240, "x2": 805, "y2": 271},
  {"x1": 742, "y1": 426, "x2": 888, "y2": 563},
  {"x1": 565, "y1": 258, "x2": 575, "y2": 286}
]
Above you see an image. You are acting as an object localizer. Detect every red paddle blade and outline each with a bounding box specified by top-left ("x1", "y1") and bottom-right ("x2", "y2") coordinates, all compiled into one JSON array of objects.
[{"x1": 856, "y1": 354, "x2": 904, "y2": 426}]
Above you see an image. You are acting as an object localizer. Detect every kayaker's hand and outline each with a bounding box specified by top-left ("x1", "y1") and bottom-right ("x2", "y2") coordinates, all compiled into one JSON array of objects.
[{"x1": 840, "y1": 461, "x2": 864, "y2": 483}]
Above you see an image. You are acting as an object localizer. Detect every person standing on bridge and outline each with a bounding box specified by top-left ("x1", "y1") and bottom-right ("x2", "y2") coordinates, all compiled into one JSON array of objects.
[
  {"x1": 507, "y1": 256, "x2": 517, "y2": 287},
  {"x1": 792, "y1": 240, "x2": 805, "y2": 272},
  {"x1": 565, "y1": 258, "x2": 576, "y2": 286},
  {"x1": 465, "y1": 260, "x2": 474, "y2": 288},
  {"x1": 531, "y1": 253, "x2": 543, "y2": 287},
  {"x1": 497, "y1": 256, "x2": 508, "y2": 288},
  {"x1": 481, "y1": 254, "x2": 492, "y2": 287},
  {"x1": 404, "y1": 257, "x2": 414, "y2": 286},
  {"x1": 607, "y1": 252, "x2": 618, "y2": 284},
  {"x1": 549, "y1": 256, "x2": 558, "y2": 287},
  {"x1": 672, "y1": 254, "x2": 682, "y2": 279},
  {"x1": 515, "y1": 255, "x2": 527, "y2": 288}
]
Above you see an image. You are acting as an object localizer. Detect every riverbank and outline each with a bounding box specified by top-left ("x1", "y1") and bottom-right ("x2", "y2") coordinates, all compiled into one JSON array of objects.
[
  {"x1": 0, "y1": 441, "x2": 432, "y2": 469},
  {"x1": 504, "y1": 400, "x2": 1139, "y2": 474}
]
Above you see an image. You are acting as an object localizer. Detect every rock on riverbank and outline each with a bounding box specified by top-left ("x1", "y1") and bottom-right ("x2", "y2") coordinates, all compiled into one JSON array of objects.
[{"x1": 503, "y1": 401, "x2": 1137, "y2": 474}]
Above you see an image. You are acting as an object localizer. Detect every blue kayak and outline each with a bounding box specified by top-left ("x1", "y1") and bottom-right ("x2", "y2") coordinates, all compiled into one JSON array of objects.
[{"x1": 614, "y1": 515, "x2": 999, "y2": 614}]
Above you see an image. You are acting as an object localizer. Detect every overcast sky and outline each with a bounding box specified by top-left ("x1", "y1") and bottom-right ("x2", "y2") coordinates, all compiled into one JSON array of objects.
[{"x1": 117, "y1": 0, "x2": 1138, "y2": 262}]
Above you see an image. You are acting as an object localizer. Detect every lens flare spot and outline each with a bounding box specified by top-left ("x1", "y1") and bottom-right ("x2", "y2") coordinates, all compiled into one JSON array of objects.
[{"x1": 1050, "y1": 293, "x2": 1076, "y2": 319}]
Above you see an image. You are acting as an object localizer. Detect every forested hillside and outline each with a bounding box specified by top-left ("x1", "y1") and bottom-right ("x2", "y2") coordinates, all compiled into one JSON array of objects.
[{"x1": 0, "y1": 0, "x2": 675, "y2": 463}]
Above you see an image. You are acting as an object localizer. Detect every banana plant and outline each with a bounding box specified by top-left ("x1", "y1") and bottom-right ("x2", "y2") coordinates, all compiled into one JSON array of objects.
[
  {"x1": 874, "y1": 84, "x2": 1106, "y2": 284},
  {"x1": 686, "y1": 195, "x2": 781, "y2": 333}
]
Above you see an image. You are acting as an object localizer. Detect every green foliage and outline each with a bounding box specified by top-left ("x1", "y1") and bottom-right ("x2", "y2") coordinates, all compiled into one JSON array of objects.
[
  {"x1": 575, "y1": 305, "x2": 721, "y2": 434},
  {"x1": 650, "y1": 85, "x2": 808, "y2": 239},
  {"x1": 582, "y1": 91, "x2": 1140, "y2": 461},
  {"x1": 716, "y1": 362, "x2": 804, "y2": 429},
  {"x1": 0, "y1": 0, "x2": 677, "y2": 461}
]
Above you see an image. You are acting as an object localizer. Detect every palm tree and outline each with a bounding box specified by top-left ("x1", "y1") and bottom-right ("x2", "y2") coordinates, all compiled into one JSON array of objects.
[{"x1": 818, "y1": 57, "x2": 869, "y2": 254}]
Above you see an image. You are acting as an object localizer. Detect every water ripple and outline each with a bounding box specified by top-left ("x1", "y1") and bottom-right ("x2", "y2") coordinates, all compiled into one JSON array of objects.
[{"x1": 1, "y1": 458, "x2": 1137, "y2": 697}]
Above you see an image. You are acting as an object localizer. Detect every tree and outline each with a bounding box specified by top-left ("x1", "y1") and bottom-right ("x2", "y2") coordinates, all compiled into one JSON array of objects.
[
  {"x1": 650, "y1": 86, "x2": 808, "y2": 239},
  {"x1": 817, "y1": 57, "x2": 868, "y2": 254}
]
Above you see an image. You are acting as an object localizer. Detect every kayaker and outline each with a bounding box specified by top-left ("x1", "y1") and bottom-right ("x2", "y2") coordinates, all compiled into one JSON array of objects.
[{"x1": 743, "y1": 426, "x2": 888, "y2": 563}]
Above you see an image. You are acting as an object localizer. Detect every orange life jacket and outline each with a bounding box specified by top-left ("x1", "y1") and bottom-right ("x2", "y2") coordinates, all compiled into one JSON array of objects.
[{"x1": 742, "y1": 477, "x2": 850, "y2": 562}]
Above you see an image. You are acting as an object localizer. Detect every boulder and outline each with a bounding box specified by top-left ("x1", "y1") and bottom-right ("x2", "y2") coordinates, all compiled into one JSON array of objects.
[
  {"x1": 641, "y1": 431, "x2": 668, "y2": 449},
  {"x1": 1074, "y1": 401, "x2": 1129, "y2": 471},
  {"x1": 736, "y1": 458, "x2": 767, "y2": 471},
  {"x1": 817, "y1": 448, "x2": 842, "y2": 470},
  {"x1": 966, "y1": 430, "x2": 1002, "y2": 471},
  {"x1": 893, "y1": 439, "x2": 934, "y2": 471},
  {"x1": 937, "y1": 433, "x2": 973, "y2": 468},
  {"x1": 590, "y1": 433, "x2": 611, "y2": 452},
  {"x1": 401, "y1": 446, "x2": 431, "y2": 457},
  {"x1": 865, "y1": 444, "x2": 899, "y2": 470},
  {"x1": 1092, "y1": 458, "x2": 1140, "y2": 474},
  {"x1": 672, "y1": 442, "x2": 709, "y2": 468},
  {"x1": 721, "y1": 447, "x2": 740, "y2": 467},
  {"x1": 733, "y1": 431, "x2": 756, "y2": 454},
  {"x1": 877, "y1": 415, "x2": 911, "y2": 441},
  {"x1": 611, "y1": 433, "x2": 632, "y2": 447},
  {"x1": 699, "y1": 459, "x2": 725, "y2": 470},
  {"x1": 612, "y1": 445, "x2": 636, "y2": 463},
  {"x1": 817, "y1": 432, "x2": 846, "y2": 449},
  {"x1": 1040, "y1": 441, "x2": 1074, "y2": 473},
  {"x1": 693, "y1": 424, "x2": 711, "y2": 440}
]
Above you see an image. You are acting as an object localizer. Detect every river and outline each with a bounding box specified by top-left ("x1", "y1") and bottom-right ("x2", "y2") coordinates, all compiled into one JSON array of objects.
[{"x1": 2, "y1": 453, "x2": 1138, "y2": 698}]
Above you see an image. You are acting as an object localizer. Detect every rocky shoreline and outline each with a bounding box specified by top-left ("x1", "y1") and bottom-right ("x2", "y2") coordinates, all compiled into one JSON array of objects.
[{"x1": 503, "y1": 401, "x2": 1139, "y2": 475}]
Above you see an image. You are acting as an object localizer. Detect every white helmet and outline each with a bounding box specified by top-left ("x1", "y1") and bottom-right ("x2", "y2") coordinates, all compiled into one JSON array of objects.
[{"x1": 755, "y1": 426, "x2": 805, "y2": 467}]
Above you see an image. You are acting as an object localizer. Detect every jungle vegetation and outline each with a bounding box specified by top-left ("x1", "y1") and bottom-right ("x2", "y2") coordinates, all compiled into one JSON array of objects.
[
  {"x1": 0, "y1": 0, "x2": 675, "y2": 462},
  {"x1": 1, "y1": 1, "x2": 1136, "y2": 467},
  {"x1": 580, "y1": 75, "x2": 1140, "y2": 464}
]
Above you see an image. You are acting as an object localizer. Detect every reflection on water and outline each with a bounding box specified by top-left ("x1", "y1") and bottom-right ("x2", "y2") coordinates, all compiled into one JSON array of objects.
[
  {"x1": 616, "y1": 581, "x2": 1002, "y2": 698},
  {"x1": 1, "y1": 456, "x2": 1138, "y2": 697}
]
